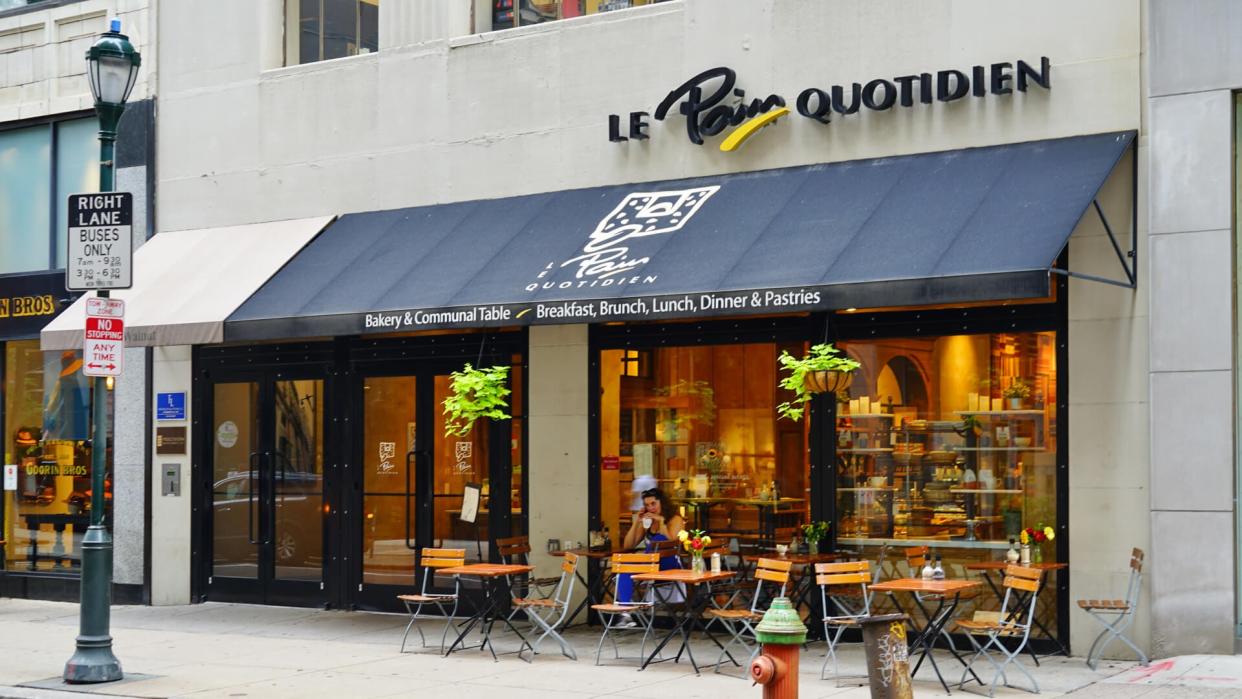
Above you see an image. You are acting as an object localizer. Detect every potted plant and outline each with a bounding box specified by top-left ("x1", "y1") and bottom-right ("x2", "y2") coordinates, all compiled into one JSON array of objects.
[
  {"x1": 1003, "y1": 378, "x2": 1031, "y2": 410},
  {"x1": 776, "y1": 343, "x2": 861, "y2": 421},
  {"x1": 442, "y1": 364, "x2": 511, "y2": 437},
  {"x1": 802, "y1": 520, "x2": 830, "y2": 555}
]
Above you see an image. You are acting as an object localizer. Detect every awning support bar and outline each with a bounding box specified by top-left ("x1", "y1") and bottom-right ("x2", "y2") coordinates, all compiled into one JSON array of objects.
[{"x1": 1048, "y1": 144, "x2": 1139, "y2": 291}]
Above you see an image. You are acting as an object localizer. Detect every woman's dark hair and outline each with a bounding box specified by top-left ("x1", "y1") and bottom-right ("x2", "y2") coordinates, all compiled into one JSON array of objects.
[{"x1": 641, "y1": 487, "x2": 678, "y2": 520}]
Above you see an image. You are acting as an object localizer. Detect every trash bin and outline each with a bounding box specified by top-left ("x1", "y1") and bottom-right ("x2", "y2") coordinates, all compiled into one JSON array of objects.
[{"x1": 859, "y1": 613, "x2": 913, "y2": 699}]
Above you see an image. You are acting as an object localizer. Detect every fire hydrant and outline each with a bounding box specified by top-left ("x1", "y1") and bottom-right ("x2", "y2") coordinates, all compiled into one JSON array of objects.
[{"x1": 749, "y1": 597, "x2": 807, "y2": 699}]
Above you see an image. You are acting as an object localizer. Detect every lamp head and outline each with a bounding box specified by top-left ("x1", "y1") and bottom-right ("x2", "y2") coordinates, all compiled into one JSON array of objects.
[{"x1": 85, "y1": 18, "x2": 141, "y2": 108}]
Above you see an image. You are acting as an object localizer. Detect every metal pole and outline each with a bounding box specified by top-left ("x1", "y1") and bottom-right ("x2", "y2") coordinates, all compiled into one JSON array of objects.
[{"x1": 64, "y1": 106, "x2": 122, "y2": 684}]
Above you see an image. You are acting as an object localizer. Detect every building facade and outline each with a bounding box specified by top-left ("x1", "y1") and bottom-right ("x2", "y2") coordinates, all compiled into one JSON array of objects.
[
  {"x1": 0, "y1": 0, "x2": 154, "y2": 603},
  {"x1": 23, "y1": 0, "x2": 1235, "y2": 660}
]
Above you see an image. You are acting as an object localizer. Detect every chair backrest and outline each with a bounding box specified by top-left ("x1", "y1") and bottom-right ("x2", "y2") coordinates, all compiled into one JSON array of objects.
[
  {"x1": 495, "y1": 535, "x2": 531, "y2": 564},
  {"x1": 1126, "y1": 547, "x2": 1145, "y2": 607},
  {"x1": 700, "y1": 544, "x2": 731, "y2": 568},
  {"x1": 611, "y1": 552, "x2": 659, "y2": 574},
  {"x1": 750, "y1": 558, "x2": 793, "y2": 611},
  {"x1": 817, "y1": 560, "x2": 873, "y2": 617},
  {"x1": 652, "y1": 539, "x2": 680, "y2": 559},
  {"x1": 999, "y1": 564, "x2": 1044, "y2": 633},
  {"x1": 872, "y1": 544, "x2": 891, "y2": 584},
  {"x1": 420, "y1": 548, "x2": 466, "y2": 593},
  {"x1": 904, "y1": 546, "x2": 930, "y2": 575},
  {"x1": 552, "y1": 552, "x2": 579, "y2": 605}
]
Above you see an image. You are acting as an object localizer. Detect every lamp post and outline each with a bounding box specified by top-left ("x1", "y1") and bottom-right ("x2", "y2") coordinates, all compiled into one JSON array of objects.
[{"x1": 63, "y1": 17, "x2": 140, "y2": 685}]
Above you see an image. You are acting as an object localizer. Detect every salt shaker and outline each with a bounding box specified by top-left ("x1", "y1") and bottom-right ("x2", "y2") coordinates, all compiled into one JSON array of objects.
[{"x1": 710, "y1": 551, "x2": 722, "y2": 574}]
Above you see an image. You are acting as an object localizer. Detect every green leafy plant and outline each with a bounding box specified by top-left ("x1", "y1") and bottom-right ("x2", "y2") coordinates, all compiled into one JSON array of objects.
[
  {"x1": 442, "y1": 364, "x2": 511, "y2": 437},
  {"x1": 1002, "y1": 378, "x2": 1031, "y2": 399},
  {"x1": 802, "y1": 520, "x2": 830, "y2": 543},
  {"x1": 776, "y1": 343, "x2": 860, "y2": 421}
]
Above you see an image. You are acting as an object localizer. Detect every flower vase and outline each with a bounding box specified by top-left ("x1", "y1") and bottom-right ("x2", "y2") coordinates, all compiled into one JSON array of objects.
[
  {"x1": 808, "y1": 540, "x2": 819, "y2": 555},
  {"x1": 1020, "y1": 544, "x2": 1031, "y2": 565},
  {"x1": 691, "y1": 554, "x2": 705, "y2": 574},
  {"x1": 1032, "y1": 545, "x2": 1043, "y2": 564}
]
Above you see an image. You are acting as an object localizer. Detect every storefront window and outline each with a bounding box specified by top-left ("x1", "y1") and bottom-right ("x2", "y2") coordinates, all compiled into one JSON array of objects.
[
  {"x1": 3, "y1": 341, "x2": 109, "y2": 573},
  {"x1": 288, "y1": 0, "x2": 379, "y2": 66},
  {"x1": 488, "y1": 0, "x2": 673, "y2": 31},
  {"x1": 836, "y1": 331, "x2": 1058, "y2": 631},
  {"x1": 599, "y1": 342, "x2": 809, "y2": 548}
]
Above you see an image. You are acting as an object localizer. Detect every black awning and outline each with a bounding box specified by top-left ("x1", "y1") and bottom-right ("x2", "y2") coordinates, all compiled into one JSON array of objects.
[{"x1": 226, "y1": 131, "x2": 1134, "y2": 340}]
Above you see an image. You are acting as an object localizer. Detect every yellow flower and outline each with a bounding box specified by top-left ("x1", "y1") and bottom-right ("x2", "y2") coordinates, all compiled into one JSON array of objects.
[
  {"x1": 1019, "y1": 530, "x2": 1030, "y2": 545},
  {"x1": 683, "y1": 540, "x2": 692, "y2": 551},
  {"x1": 702, "y1": 536, "x2": 712, "y2": 546},
  {"x1": 678, "y1": 530, "x2": 689, "y2": 542},
  {"x1": 1044, "y1": 526, "x2": 1055, "y2": 542}
]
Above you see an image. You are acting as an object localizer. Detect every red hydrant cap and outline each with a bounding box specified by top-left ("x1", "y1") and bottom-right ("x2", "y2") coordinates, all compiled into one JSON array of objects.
[{"x1": 750, "y1": 655, "x2": 777, "y2": 685}]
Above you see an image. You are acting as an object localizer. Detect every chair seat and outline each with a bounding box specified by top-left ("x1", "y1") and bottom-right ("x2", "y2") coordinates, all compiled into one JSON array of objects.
[
  {"x1": 1077, "y1": 599, "x2": 1130, "y2": 611},
  {"x1": 704, "y1": 609, "x2": 762, "y2": 621},
  {"x1": 824, "y1": 617, "x2": 864, "y2": 626},
  {"x1": 513, "y1": 597, "x2": 560, "y2": 609},
  {"x1": 591, "y1": 602, "x2": 652, "y2": 613},
  {"x1": 955, "y1": 619, "x2": 1025, "y2": 636},
  {"x1": 397, "y1": 593, "x2": 456, "y2": 603}
]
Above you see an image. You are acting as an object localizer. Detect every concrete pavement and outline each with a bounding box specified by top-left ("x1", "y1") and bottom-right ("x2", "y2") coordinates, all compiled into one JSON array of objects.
[{"x1": 0, "y1": 598, "x2": 1159, "y2": 698}]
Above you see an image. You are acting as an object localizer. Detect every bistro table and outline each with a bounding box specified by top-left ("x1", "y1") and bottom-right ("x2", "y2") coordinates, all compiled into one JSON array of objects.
[
  {"x1": 870, "y1": 578, "x2": 983, "y2": 694},
  {"x1": 965, "y1": 561, "x2": 1069, "y2": 661},
  {"x1": 632, "y1": 568, "x2": 736, "y2": 675},
  {"x1": 440, "y1": 563, "x2": 536, "y2": 662},
  {"x1": 550, "y1": 548, "x2": 616, "y2": 626}
]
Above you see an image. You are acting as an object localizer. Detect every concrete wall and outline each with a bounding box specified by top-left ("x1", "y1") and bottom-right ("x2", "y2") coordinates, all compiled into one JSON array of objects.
[
  {"x1": 149, "y1": 345, "x2": 191, "y2": 605},
  {"x1": 1144, "y1": 0, "x2": 1239, "y2": 656}
]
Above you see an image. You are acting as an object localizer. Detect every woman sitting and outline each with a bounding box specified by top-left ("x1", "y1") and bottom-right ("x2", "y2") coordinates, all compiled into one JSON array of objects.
[{"x1": 616, "y1": 488, "x2": 685, "y2": 612}]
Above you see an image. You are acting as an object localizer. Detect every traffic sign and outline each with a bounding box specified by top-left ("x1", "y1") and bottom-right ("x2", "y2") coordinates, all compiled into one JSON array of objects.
[
  {"x1": 67, "y1": 192, "x2": 133, "y2": 291},
  {"x1": 86, "y1": 297, "x2": 125, "y2": 318},
  {"x1": 84, "y1": 315, "x2": 124, "y2": 377}
]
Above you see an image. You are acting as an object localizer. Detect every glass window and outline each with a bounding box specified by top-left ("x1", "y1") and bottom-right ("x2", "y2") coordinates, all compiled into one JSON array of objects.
[
  {"x1": 54, "y1": 118, "x2": 101, "y2": 269},
  {"x1": 3, "y1": 341, "x2": 111, "y2": 573},
  {"x1": 835, "y1": 331, "x2": 1059, "y2": 633},
  {"x1": 0, "y1": 126, "x2": 51, "y2": 275},
  {"x1": 598, "y1": 342, "x2": 809, "y2": 550},
  {"x1": 488, "y1": 0, "x2": 673, "y2": 31},
  {"x1": 289, "y1": 0, "x2": 379, "y2": 66}
]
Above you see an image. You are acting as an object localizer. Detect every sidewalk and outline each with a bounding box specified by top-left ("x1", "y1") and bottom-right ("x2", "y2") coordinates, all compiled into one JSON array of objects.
[{"x1": 0, "y1": 598, "x2": 1152, "y2": 698}]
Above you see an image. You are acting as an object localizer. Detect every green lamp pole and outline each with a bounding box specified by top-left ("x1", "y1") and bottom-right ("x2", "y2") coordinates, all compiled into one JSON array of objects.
[{"x1": 63, "y1": 17, "x2": 140, "y2": 685}]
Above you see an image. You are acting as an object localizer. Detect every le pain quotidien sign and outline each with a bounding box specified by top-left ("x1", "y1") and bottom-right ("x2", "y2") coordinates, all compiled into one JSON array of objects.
[{"x1": 609, "y1": 57, "x2": 1051, "y2": 151}]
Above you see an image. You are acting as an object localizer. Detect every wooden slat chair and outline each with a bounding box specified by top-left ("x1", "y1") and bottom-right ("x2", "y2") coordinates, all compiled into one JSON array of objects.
[
  {"x1": 496, "y1": 535, "x2": 560, "y2": 602},
  {"x1": 901, "y1": 545, "x2": 972, "y2": 651},
  {"x1": 397, "y1": 548, "x2": 466, "y2": 654},
  {"x1": 955, "y1": 564, "x2": 1044, "y2": 696},
  {"x1": 817, "y1": 560, "x2": 874, "y2": 684},
  {"x1": 512, "y1": 552, "x2": 579, "y2": 660},
  {"x1": 703, "y1": 557, "x2": 792, "y2": 676},
  {"x1": 826, "y1": 544, "x2": 889, "y2": 617},
  {"x1": 1077, "y1": 547, "x2": 1149, "y2": 670},
  {"x1": 590, "y1": 553, "x2": 660, "y2": 666}
]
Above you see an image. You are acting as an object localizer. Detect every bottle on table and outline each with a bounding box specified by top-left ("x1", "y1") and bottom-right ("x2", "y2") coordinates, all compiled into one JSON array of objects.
[
  {"x1": 710, "y1": 551, "x2": 722, "y2": 574},
  {"x1": 1006, "y1": 538, "x2": 1021, "y2": 564},
  {"x1": 932, "y1": 554, "x2": 945, "y2": 580},
  {"x1": 921, "y1": 556, "x2": 935, "y2": 580}
]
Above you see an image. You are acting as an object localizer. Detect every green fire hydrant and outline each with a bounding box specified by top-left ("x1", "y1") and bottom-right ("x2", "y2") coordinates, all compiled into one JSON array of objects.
[{"x1": 750, "y1": 597, "x2": 808, "y2": 699}]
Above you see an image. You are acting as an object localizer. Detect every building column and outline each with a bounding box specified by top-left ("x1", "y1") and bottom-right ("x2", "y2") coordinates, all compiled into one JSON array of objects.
[{"x1": 150, "y1": 346, "x2": 192, "y2": 605}]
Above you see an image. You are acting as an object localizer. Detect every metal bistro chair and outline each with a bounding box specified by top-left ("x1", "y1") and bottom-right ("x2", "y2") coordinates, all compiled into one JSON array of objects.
[
  {"x1": 497, "y1": 535, "x2": 560, "y2": 623},
  {"x1": 703, "y1": 557, "x2": 792, "y2": 676},
  {"x1": 817, "y1": 560, "x2": 873, "y2": 684},
  {"x1": 1078, "y1": 547, "x2": 1149, "y2": 670},
  {"x1": 512, "y1": 551, "x2": 579, "y2": 660},
  {"x1": 397, "y1": 547, "x2": 466, "y2": 654},
  {"x1": 955, "y1": 564, "x2": 1044, "y2": 697},
  {"x1": 590, "y1": 553, "x2": 660, "y2": 666}
]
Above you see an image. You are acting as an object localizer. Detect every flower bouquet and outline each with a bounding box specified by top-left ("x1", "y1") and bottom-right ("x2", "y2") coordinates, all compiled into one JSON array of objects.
[
  {"x1": 1019, "y1": 524, "x2": 1055, "y2": 563},
  {"x1": 678, "y1": 528, "x2": 712, "y2": 573}
]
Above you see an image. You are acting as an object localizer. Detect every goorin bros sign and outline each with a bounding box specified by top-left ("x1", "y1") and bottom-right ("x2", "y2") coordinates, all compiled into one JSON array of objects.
[{"x1": 610, "y1": 58, "x2": 1051, "y2": 152}]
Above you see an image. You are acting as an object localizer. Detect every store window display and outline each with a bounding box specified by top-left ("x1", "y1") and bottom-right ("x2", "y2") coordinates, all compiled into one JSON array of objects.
[{"x1": 2, "y1": 341, "x2": 110, "y2": 573}]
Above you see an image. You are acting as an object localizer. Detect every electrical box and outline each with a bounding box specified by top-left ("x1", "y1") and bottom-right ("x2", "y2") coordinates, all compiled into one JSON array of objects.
[{"x1": 162, "y1": 463, "x2": 181, "y2": 496}]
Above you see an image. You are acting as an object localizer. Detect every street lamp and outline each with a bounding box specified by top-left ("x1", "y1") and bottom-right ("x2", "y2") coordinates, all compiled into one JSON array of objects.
[{"x1": 63, "y1": 17, "x2": 140, "y2": 685}]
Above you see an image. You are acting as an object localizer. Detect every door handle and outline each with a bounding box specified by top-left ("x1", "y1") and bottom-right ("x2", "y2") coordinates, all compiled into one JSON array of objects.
[
  {"x1": 405, "y1": 450, "x2": 429, "y2": 551},
  {"x1": 264, "y1": 451, "x2": 275, "y2": 546},
  {"x1": 247, "y1": 452, "x2": 261, "y2": 545}
]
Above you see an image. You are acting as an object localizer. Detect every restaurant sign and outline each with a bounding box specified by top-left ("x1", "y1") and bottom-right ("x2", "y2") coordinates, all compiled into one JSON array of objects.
[
  {"x1": 610, "y1": 58, "x2": 1051, "y2": 151},
  {"x1": 0, "y1": 271, "x2": 74, "y2": 340}
]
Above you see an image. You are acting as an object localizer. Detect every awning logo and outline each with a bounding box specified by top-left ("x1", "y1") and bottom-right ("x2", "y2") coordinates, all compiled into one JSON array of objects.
[{"x1": 528, "y1": 186, "x2": 719, "y2": 292}]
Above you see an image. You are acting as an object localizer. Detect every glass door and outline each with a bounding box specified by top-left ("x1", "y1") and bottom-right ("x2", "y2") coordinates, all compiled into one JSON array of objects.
[{"x1": 208, "y1": 377, "x2": 327, "y2": 605}]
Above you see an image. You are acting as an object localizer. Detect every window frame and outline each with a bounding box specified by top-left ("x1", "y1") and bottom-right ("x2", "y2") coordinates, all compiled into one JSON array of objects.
[
  {"x1": 0, "y1": 110, "x2": 96, "y2": 276},
  {"x1": 284, "y1": 0, "x2": 379, "y2": 67}
]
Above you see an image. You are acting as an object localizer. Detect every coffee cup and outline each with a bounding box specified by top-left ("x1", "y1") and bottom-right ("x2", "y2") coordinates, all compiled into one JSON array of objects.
[
  {"x1": 775, "y1": 544, "x2": 789, "y2": 555},
  {"x1": 642, "y1": 517, "x2": 652, "y2": 529}
]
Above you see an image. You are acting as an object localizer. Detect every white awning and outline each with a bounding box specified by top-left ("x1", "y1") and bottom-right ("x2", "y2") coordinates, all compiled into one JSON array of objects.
[{"x1": 41, "y1": 216, "x2": 333, "y2": 350}]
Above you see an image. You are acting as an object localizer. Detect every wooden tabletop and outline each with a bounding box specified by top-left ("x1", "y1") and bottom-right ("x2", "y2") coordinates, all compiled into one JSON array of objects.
[
  {"x1": 966, "y1": 561, "x2": 1068, "y2": 571},
  {"x1": 631, "y1": 569, "x2": 735, "y2": 584},
  {"x1": 439, "y1": 563, "x2": 534, "y2": 578},
  {"x1": 743, "y1": 552, "x2": 844, "y2": 564},
  {"x1": 549, "y1": 548, "x2": 616, "y2": 559},
  {"x1": 870, "y1": 578, "x2": 982, "y2": 594}
]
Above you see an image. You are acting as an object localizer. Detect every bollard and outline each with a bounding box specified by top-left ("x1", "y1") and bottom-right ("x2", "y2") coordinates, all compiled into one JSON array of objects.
[
  {"x1": 859, "y1": 613, "x2": 913, "y2": 699},
  {"x1": 748, "y1": 597, "x2": 807, "y2": 699}
]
